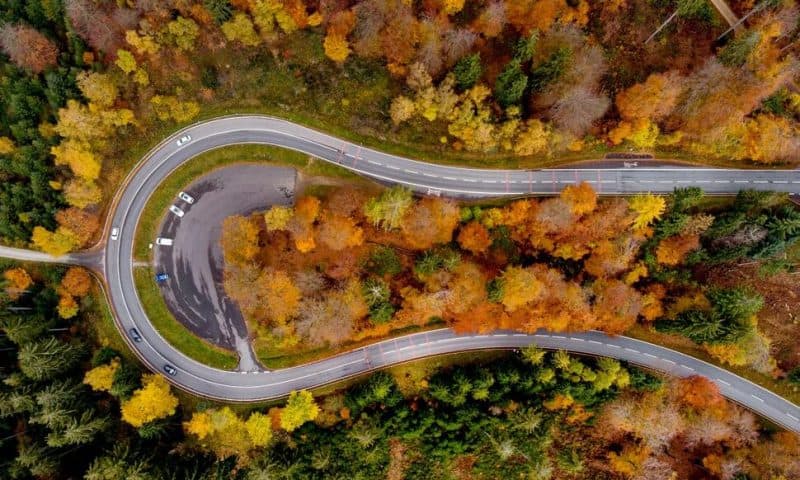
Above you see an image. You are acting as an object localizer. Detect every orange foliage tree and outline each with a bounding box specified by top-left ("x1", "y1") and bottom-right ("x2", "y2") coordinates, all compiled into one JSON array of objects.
[
  {"x1": 60, "y1": 267, "x2": 92, "y2": 297},
  {"x1": 457, "y1": 221, "x2": 492, "y2": 256}
]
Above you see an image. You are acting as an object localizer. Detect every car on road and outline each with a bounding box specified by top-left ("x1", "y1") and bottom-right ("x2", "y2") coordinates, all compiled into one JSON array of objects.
[
  {"x1": 110, "y1": 227, "x2": 119, "y2": 240},
  {"x1": 169, "y1": 205, "x2": 184, "y2": 217},
  {"x1": 176, "y1": 134, "x2": 191, "y2": 146},
  {"x1": 178, "y1": 191, "x2": 195, "y2": 204},
  {"x1": 155, "y1": 237, "x2": 173, "y2": 246},
  {"x1": 128, "y1": 328, "x2": 143, "y2": 343},
  {"x1": 155, "y1": 272, "x2": 169, "y2": 283},
  {"x1": 163, "y1": 364, "x2": 178, "y2": 376}
]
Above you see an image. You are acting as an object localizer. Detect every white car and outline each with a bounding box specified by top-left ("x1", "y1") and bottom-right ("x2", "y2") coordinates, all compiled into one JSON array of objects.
[
  {"x1": 110, "y1": 227, "x2": 120, "y2": 240},
  {"x1": 155, "y1": 237, "x2": 173, "y2": 246},
  {"x1": 176, "y1": 134, "x2": 192, "y2": 146},
  {"x1": 169, "y1": 205, "x2": 185, "y2": 218},
  {"x1": 178, "y1": 191, "x2": 195, "y2": 204}
]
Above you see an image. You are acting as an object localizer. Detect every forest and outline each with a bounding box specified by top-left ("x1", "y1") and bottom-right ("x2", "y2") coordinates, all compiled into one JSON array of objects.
[
  {"x1": 2, "y1": 260, "x2": 799, "y2": 479},
  {"x1": 221, "y1": 184, "x2": 800, "y2": 390},
  {"x1": 1, "y1": 0, "x2": 799, "y2": 253}
]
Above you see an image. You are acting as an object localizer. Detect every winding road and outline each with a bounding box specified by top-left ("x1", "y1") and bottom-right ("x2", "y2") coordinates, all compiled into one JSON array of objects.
[{"x1": 12, "y1": 115, "x2": 800, "y2": 431}]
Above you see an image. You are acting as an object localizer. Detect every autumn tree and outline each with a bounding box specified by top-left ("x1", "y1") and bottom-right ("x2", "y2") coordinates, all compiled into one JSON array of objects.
[
  {"x1": 0, "y1": 24, "x2": 59, "y2": 73},
  {"x1": 31, "y1": 226, "x2": 79, "y2": 256},
  {"x1": 279, "y1": 390, "x2": 319, "y2": 432},
  {"x1": 364, "y1": 186, "x2": 413, "y2": 230},
  {"x1": 83, "y1": 359, "x2": 120, "y2": 393},
  {"x1": 495, "y1": 266, "x2": 543, "y2": 312},
  {"x1": 222, "y1": 12, "x2": 261, "y2": 47},
  {"x1": 262, "y1": 270, "x2": 301, "y2": 326},
  {"x1": 457, "y1": 221, "x2": 492, "y2": 255},
  {"x1": 184, "y1": 407, "x2": 272, "y2": 459},
  {"x1": 220, "y1": 215, "x2": 260, "y2": 266},
  {"x1": 55, "y1": 208, "x2": 100, "y2": 247},
  {"x1": 615, "y1": 72, "x2": 683, "y2": 122},
  {"x1": 61, "y1": 267, "x2": 92, "y2": 297},
  {"x1": 675, "y1": 375, "x2": 727, "y2": 413},
  {"x1": 560, "y1": 182, "x2": 597, "y2": 216},
  {"x1": 264, "y1": 205, "x2": 293, "y2": 231},
  {"x1": 3, "y1": 268, "x2": 32, "y2": 300},
  {"x1": 120, "y1": 374, "x2": 179, "y2": 428},
  {"x1": 65, "y1": 0, "x2": 125, "y2": 55},
  {"x1": 628, "y1": 194, "x2": 666, "y2": 231},
  {"x1": 317, "y1": 214, "x2": 364, "y2": 251},
  {"x1": 400, "y1": 197, "x2": 460, "y2": 250}
]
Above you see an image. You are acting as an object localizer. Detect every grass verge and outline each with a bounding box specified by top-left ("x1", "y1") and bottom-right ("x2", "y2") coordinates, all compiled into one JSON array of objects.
[
  {"x1": 133, "y1": 266, "x2": 239, "y2": 370},
  {"x1": 627, "y1": 324, "x2": 800, "y2": 405},
  {"x1": 133, "y1": 144, "x2": 359, "y2": 260}
]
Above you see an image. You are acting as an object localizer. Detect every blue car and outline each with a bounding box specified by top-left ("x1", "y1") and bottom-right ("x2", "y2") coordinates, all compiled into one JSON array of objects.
[{"x1": 155, "y1": 272, "x2": 169, "y2": 283}]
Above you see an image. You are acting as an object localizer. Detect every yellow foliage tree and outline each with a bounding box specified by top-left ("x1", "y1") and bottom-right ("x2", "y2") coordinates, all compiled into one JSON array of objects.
[
  {"x1": 390, "y1": 96, "x2": 416, "y2": 125},
  {"x1": 513, "y1": 119, "x2": 551, "y2": 156},
  {"x1": 115, "y1": 49, "x2": 137, "y2": 74},
  {"x1": 57, "y1": 293, "x2": 79, "y2": 319},
  {"x1": 150, "y1": 95, "x2": 200, "y2": 123},
  {"x1": 184, "y1": 411, "x2": 213, "y2": 440},
  {"x1": 51, "y1": 139, "x2": 101, "y2": 180},
  {"x1": 264, "y1": 206, "x2": 293, "y2": 231},
  {"x1": 220, "y1": 215, "x2": 260, "y2": 267},
  {"x1": 280, "y1": 390, "x2": 319, "y2": 432},
  {"x1": 608, "y1": 443, "x2": 650, "y2": 477},
  {"x1": 125, "y1": 30, "x2": 160, "y2": 55},
  {"x1": 0, "y1": 136, "x2": 15, "y2": 154},
  {"x1": 161, "y1": 17, "x2": 199, "y2": 51},
  {"x1": 498, "y1": 266, "x2": 543, "y2": 312},
  {"x1": 443, "y1": 0, "x2": 465, "y2": 14},
  {"x1": 244, "y1": 412, "x2": 272, "y2": 446},
  {"x1": 324, "y1": 34, "x2": 350, "y2": 63},
  {"x1": 31, "y1": 226, "x2": 80, "y2": 256},
  {"x1": 120, "y1": 374, "x2": 179, "y2": 427},
  {"x1": 222, "y1": 13, "x2": 261, "y2": 47},
  {"x1": 737, "y1": 114, "x2": 799, "y2": 164},
  {"x1": 317, "y1": 214, "x2": 364, "y2": 251},
  {"x1": 76, "y1": 71, "x2": 118, "y2": 108},
  {"x1": 3, "y1": 267, "x2": 32, "y2": 300},
  {"x1": 628, "y1": 193, "x2": 665, "y2": 231},
  {"x1": 263, "y1": 270, "x2": 301, "y2": 325},
  {"x1": 64, "y1": 178, "x2": 102, "y2": 208},
  {"x1": 83, "y1": 358, "x2": 120, "y2": 392}
]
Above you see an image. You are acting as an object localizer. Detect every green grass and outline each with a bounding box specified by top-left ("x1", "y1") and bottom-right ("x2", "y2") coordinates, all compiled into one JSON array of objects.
[
  {"x1": 133, "y1": 266, "x2": 239, "y2": 370},
  {"x1": 133, "y1": 144, "x2": 359, "y2": 260},
  {"x1": 627, "y1": 324, "x2": 800, "y2": 405}
]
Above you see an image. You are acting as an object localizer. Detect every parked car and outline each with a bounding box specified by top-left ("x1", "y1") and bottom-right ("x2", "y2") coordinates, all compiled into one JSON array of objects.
[
  {"x1": 163, "y1": 364, "x2": 178, "y2": 376},
  {"x1": 155, "y1": 237, "x2": 173, "y2": 246},
  {"x1": 155, "y1": 272, "x2": 169, "y2": 283},
  {"x1": 128, "y1": 328, "x2": 143, "y2": 343},
  {"x1": 110, "y1": 227, "x2": 120, "y2": 240},
  {"x1": 176, "y1": 134, "x2": 191, "y2": 146},
  {"x1": 178, "y1": 191, "x2": 195, "y2": 204},
  {"x1": 169, "y1": 205, "x2": 184, "y2": 217}
]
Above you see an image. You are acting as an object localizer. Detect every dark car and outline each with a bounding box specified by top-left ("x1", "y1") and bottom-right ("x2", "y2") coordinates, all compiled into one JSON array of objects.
[
  {"x1": 155, "y1": 272, "x2": 169, "y2": 283},
  {"x1": 163, "y1": 364, "x2": 178, "y2": 376},
  {"x1": 128, "y1": 328, "x2": 143, "y2": 343}
]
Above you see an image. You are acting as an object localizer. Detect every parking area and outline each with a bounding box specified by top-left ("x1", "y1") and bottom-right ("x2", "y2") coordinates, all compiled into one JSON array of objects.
[{"x1": 152, "y1": 164, "x2": 296, "y2": 371}]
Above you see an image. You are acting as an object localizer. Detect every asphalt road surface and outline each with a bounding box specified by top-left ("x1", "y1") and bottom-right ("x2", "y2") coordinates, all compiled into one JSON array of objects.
[
  {"x1": 153, "y1": 165, "x2": 295, "y2": 371},
  {"x1": 91, "y1": 114, "x2": 800, "y2": 432}
]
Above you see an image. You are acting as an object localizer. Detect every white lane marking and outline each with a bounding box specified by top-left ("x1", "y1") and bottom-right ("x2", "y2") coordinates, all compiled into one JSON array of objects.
[
  {"x1": 696, "y1": 180, "x2": 711, "y2": 184},
  {"x1": 751, "y1": 394, "x2": 765, "y2": 403},
  {"x1": 773, "y1": 180, "x2": 788, "y2": 184},
  {"x1": 443, "y1": 176, "x2": 457, "y2": 181},
  {"x1": 658, "y1": 180, "x2": 673, "y2": 184},
  {"x1": 753, "y1": 180, "x2": 768, "y2": 184},
  {"x1": 481, "y1": 180, "x2": 497, "y2": 184},
  {"x1": 643, "y1": 353, "x2": 658, "y2": 359},
  {"x1": 587, "y1": 340, "x2": 602, "y2": 345},
  {"x1": 367, "y1": 160, "x2": 381, "y2": 166},
  {"x1": 552, "y1": 335, "x2": 567, "y2": 339},
  {"x1": 514, "y1": 334, "x2": 528, "y2": 337},
  {"x1": 569, "y1": 337, "x2": 585, "y2": 342},
  {"x1": 624, "y1": 348, "x2": 639, "y2": 353},
  {"x1": 717, "y1": 379, "x2": 731, "y2": 386},
  {"x1": 715, "y1": 180, "x2": 730, "y2": 183},
  {"x1": 404, "y1": 169, "x2": 419, "y2": 174},
  {"x1": 386, "y1": 165, "x2": 400, "y2": 170},
  {"x1": 683, "y1": 366, "x2": 695, "y2": 372},
  {"x1": 787, "y1": 413, "x2": 799, "y2": 421},
  {"x1": 662, "y1": 359, "x2": 676, "y2": 365},
  {"x1": 606, "y1": 344, "x2": 621, "y2": 349},
  {"x1": 462, "y1": 178, "x2": 477, "y2": 182},
  {"x1": 734, "y1": 180, "x2": 749, "y2": 184},
  {"x1": 422, "y1": 172, "x2": 438, "y2": 178}
]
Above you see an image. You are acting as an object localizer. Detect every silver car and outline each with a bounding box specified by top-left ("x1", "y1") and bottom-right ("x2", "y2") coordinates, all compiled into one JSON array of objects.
[
  {"x1": 110, "y1": 227, "x2": 120, "y2": 240},
  {"x1": 155, "y1": 237, "x2": 173, "y2": 246},
  {"x1": 178, "y1": 191, "x2": 195, "y2": 204},
  {"x1": 169, "y1": 205, "x2": 184, "y2": 218},
  {"x1": 176, "y1": 134, "x2": 191, "y2": 146}
]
